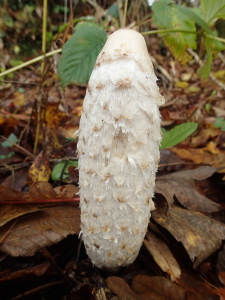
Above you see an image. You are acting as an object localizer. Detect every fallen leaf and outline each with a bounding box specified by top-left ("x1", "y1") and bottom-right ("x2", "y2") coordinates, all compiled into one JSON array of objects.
[
  {"x1": 152, "y1": 206, "x2": 225, "y2": 267},
  {"x1": 144, "y1": 232, "x2": 181, "y2": 281},
  {"x1": 1, "y1": 169, "x2": 28, "y2": 191},
  {"x1": 0, "y1": 205, "x2": 80, "y2": 256},
  {"x1": 54, "y1": 185, "x2": 78, "y2": 198},
  {"x1": 213, "y1": 288, "x2": 225, "y2": 300},
  {"x1": 45, "y1": 103, "x2": 67, "y2": 128},
  {"x1": 28, "y1": 151, "x2": 51, "y2": 182},
  {"x1": 0, "y1": 262, "x2": 49, "y2": 282},
  {"x1": 155, "y1": 166, "x2": 220, "y2": 212},
  {"x1": 0, "y1": 181, "x2": 79, "y2": 203},
  {"x1": 106, "y1": 276, "x2": 140, "y2": 300},
  {"x1": 171, "y1": 147, "x2": 225, "y2": 168},
  {"x1": 0, "y1": 205, "x2": 41, "y2": 227},
  {"x1": 131, "y1": 274, "x2": 185, "y2": 300},
  {"x1": 191, "y1": 126, "x2": 220, "y2": 147}
]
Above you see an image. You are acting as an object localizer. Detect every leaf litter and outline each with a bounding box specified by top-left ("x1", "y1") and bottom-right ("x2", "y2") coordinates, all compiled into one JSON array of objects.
[{"x1": 1, "y1": 5, "x2": 225, "y2": 300}]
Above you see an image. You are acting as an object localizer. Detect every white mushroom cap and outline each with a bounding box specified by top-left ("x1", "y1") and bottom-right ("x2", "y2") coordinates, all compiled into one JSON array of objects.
[
  {"x1": 78, "y1": 29, "x2": 164, "y2": 270},
  {"x1": 96, "y1": 29, "x2": 154, "y2": 73}
]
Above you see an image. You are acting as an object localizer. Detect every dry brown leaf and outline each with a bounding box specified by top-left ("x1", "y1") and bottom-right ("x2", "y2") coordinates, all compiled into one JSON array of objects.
[
  {"x1": 131, "y1": 274, "x2": 185, "y2": 300},
  {"x1": 28, "y1": 151, "x2": 51, "y2": 182},
  {"x1": 155, "y1": 166, "x2": 220, "y2": 212},
  {"x1": 191, "y1": 126, "x2": 220, "y2": 147},
  {"x1": 0, "y1": 181, "x2": 76, "y2": 203},
  {"x1": 0, "y1": 205, "x2": 80, "y2": 256},
  {"x1": 0, "y1": 262, "x2": 49, "y2": 282},
  {"x1": 106, "y1": 276, "x2": 140, "y2": 300},
  {"x1": 144, "y1": 232, "x2": 181, "y2": 281},
  {"x1": 171, "y1": 147, "x2": 225, "y2": 169},
  {"x1": 152, "y1": 206, "x2": 225, "y2": 267},
  {"x1": 0, "y1": 205, "x2": 41, "y2": 227},
  {"x1": 54, "y1": 184, "x2": 78, "y2": 198}
]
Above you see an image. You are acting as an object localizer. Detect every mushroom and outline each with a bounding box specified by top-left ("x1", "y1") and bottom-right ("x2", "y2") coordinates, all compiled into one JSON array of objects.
[{"x1": 77, "y1": 29, "x2": 164, "y2": 270}]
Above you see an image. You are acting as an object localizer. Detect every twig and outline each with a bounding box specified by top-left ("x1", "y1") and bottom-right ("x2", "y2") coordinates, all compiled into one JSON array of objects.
[
  {"x1": 117, "y1": 0, "x2": 124, "y2": 27},
  {"x1": 187, "y1": 48, "x2": 225, "y2": 90},
  {"x1": 41, "y1": 0, "x2": 48, "y2": 75},
  {"x1": 40, "y1": 248, "x2": 73, "y2": 289},
  {"x1": 149, "y1": 54, "x2": 173, "y2": 83},
  {"x1": 0, "y1": 135, "x2": 35, "y2": 158},
  {"x1": 122, "y1": 0, "x2": 128, "y2": 27},
  {"x1": 10, "y1": 281, "x2": 64, "y2": 300},
  {"x1": 0, "y1": 80, "x2": 40, "y2": 86},
  {"x1": 0, "y1": 49, "x2": 61, "y2": 78}
]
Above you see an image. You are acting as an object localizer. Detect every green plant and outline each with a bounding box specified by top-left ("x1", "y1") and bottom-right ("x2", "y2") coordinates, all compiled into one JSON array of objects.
[
  {"x1": 0, "y1": 133, "x2": 18, "y2": 160},
  {"x1": 51, "y1": 160, "x2": 78, "y2": 181},
  {"x1": 58, "y1": 22, "x2": 107, "y2": 87},
  {"x1": 214, "y1": 117, "x2": 225, "y2": 130},
  {"x1": 160, "y1": 123, "x2": 198, "y2": 149},
  {"x1": 151, "y1": 0, "x2": 225, "y2": 79}
]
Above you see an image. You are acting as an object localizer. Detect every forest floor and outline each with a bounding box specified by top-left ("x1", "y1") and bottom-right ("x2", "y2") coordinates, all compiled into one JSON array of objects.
[{"x1": 1, "y1": 28, "x2": 225, "y2": 300}]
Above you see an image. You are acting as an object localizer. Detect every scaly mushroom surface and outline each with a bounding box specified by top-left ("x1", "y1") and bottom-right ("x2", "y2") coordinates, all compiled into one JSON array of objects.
[{"x1": 77, "y1": 29, "x2": 164, "y2": 270}]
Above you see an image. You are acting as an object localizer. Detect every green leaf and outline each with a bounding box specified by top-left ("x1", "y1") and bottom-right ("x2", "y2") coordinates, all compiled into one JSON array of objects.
[
  {"x1": 152, "y1": 0, "x2": 173, "y2": 28},
  {"x1": 58, "y1": 22, "x2": 107, "y2": 87},
  {"x1": 214, "y1": 117, "x2": 225, "y2": 130},
  {"x1": 160, "y1": 122, "x2": 198, "y2": 150},
  {"x1": 107, "y1": 3, "x2": 119, "y2": 19},
  {"x1": 51, "y1": 160, "x2": 78, "y2": 181},
  {"x1": 0, "y1": 151, "x2": 15, "y2": 160},
  {"x1": 152, "y1": 1, "x2": 197, "y2": 64},
  {"x1": 175, "y1": 5, "x2": 213, "y2": 33},
  {"x1": 201, "y1": 0, "x2": 225, "y2": 25},
  {"x1": 2, "y1": 133, "x2": 18, "y2": 148},
  {"x1": 197, "y1": 37, "x2": 212, "y2": 79}
]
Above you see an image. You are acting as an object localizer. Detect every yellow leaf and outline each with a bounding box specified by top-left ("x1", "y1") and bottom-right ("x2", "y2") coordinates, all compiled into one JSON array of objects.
[{"x1": 28, "y1": 151, "x2": 51, "y2": 182}]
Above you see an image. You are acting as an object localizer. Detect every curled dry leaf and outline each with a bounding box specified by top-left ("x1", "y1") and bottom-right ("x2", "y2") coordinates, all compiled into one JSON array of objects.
[
  {"x1": 0, "y1": 205, "x2": 80, "y2": 257},
  {"x1": 171, "y1": 148, "x2": 225, "y2": 169},
  {"x1": 106, "y1": 275, "x2": 186, "y2": 300},
  {"x1": 155, "y1": 166, "x2": 220, "y2": 212},
  {"x1": 106, "y1": 276, "x2": 140, "y2": 300},
  {"x1": 144, "y1": 232, "x2": 181, "y2": 281},
  {"x1": 131, "y1": 274, "x2": 185, "y2": 300},
  {"x1": 28, "y1": 150, "x2": 51, "y2": 182},
  {"x1": 152, "y1": 206, "x2": 225, "y2": 267},
  {"x1": 0, "y1": 182, "x2": 79, "y2": 203},
  {"x1": 0, "y1": 262, "x2": 49, "y2": 282}
]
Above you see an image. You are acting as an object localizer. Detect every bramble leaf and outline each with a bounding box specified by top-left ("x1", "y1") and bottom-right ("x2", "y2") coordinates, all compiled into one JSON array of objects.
[
  {"x1": 201, "y1": 0, "x2": 225, "y2": 25},
  {"x1": 58, "y1": 22, "x2": 107, "y2": 87}
]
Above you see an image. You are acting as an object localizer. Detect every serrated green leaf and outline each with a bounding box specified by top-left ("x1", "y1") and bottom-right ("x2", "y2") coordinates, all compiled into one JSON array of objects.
[
  {"x1": 175, "y1": 5, "x2": 213, "y2": 33},
  {"x1": 2, "y1": 133, "x2": 18, "y2": 148},
  {"x1": 152, "y1": 2, "x2": 196, "y2": 65},
  {"x1": 58, "y1": 22, "x2": 107, "y2": 87},
  {"x1": 152, "y1": 0, "x2": 173, "y2": 28},
  {"x1": 51, "y1": 160, "x2": 78, "y2": 181},
  {"x1": 160, "y1": 122, "x2": 198, "y2": 150},
  {"x1": 201, "y1": 0, "x2": 225, "y2": 25}
]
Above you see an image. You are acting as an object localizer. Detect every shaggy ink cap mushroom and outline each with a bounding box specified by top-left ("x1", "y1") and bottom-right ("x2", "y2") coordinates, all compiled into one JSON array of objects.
[{"x1": 77, "y1": 29, "x2": 164, "y2": 270}]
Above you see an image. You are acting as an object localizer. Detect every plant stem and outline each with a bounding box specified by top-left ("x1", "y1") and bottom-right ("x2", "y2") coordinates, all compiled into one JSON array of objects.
[
  {"x1": 0, "y1": 49, "x2": 62, "y2": 77},
  {"x1": 141, "y1": 29, "x2": 197, "y2": 35},
  {"x1": 205, "y1": 34, "x2": 225, "y2": 44},
  {"x1": 41, "y1": 0, "x2": 48, "y2": 75},
  {"x1": 123, "y1": 0, "x2": 128, "y2": 27}
]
